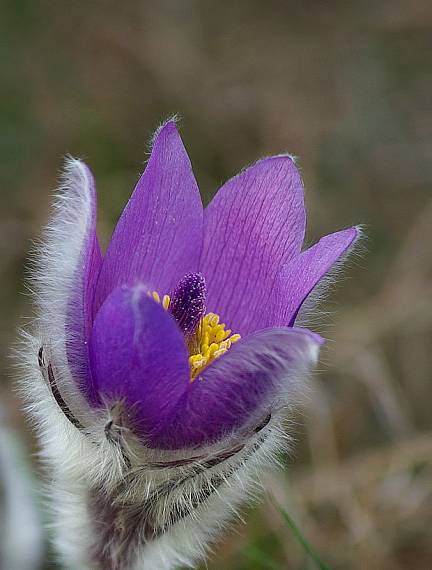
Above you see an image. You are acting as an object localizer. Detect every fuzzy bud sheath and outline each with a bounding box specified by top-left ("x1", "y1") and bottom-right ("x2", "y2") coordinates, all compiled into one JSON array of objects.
[{"x1": 18, "y1": 120, "x2": 359, "y2": 570}]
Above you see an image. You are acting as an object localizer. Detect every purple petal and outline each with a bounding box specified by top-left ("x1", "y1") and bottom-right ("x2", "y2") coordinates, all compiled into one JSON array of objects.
[
  {"x1": 89, "y1": 285, "x2": 190, "y2": 437},
  {"x1": 200, "y1": 156, "x2": 305, "y2": 336},
  {"x1": 150, "y1": 327, "x2": 323, "y2": 449},
  {"x1": 93, "y1": 120, "x2": 203, "y2": 316},
  {"x1": 62, "y1": 161, "x2": 102, "y2": 392},
  {"x1": 271, "y1": 227, "x2": 359, "y2": 327}
]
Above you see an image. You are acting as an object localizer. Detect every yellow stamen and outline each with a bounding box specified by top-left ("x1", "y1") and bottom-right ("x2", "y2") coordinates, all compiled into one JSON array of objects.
[
  {"x1": 150, "y1": 288, "x2": 241, "y2": 381},
  {"x1": 209, "y1": 314, "x2": 219, "y2": 327},
  {"x1": 215, "y1": 327, "x2": 228, "y2": 343},
  {"x1": 188, "y1": 312, "x2": 241, "y2": 380}
]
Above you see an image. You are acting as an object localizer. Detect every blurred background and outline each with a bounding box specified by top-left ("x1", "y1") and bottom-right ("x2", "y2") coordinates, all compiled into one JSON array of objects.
[{"x1": 1, "y1": 1, "x2": 431, "y2": 568}]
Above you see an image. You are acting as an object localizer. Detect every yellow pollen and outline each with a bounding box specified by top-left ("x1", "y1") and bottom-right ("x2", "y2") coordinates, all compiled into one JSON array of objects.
[{"x1": 149, "y1": 289, "x2": 241, "y2": 381}]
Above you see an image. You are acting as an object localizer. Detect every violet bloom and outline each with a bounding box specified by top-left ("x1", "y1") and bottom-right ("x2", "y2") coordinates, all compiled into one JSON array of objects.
[
  {"x1": 71, "y1": 120, "x2": 356, "y2": 447},
  {"x1": 22, "y1": 120, "x2": 358, "y2": 570}
]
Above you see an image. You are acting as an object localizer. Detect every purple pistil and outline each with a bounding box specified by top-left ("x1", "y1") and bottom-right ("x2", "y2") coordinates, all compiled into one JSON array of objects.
[{"x1": 169, "y1": 273, "x2": 207, "y2": 337}]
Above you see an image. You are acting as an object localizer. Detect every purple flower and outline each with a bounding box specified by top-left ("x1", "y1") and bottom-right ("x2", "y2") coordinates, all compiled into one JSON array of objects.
[{"x1": 62, "y1": 120, "x2": 358, "y2": 450}]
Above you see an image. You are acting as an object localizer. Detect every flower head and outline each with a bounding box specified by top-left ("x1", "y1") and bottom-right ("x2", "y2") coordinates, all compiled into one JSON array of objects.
[
  {"x1": 23, "y1": 119, "x2": 359, "y2": 569},
  {"x1": 49, "y1": 119, "x2": 358, "y2": 450}
]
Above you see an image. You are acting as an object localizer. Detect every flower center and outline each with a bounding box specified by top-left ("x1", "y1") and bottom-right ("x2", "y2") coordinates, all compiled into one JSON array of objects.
[{"x1": 149, "y1": 273, "x2": 240, "y2": 380}]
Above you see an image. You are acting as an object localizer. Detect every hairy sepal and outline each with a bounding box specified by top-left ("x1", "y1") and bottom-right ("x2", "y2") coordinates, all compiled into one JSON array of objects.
[{"x1": 28, "y1": 158, "x2": 100, "y2": 426}]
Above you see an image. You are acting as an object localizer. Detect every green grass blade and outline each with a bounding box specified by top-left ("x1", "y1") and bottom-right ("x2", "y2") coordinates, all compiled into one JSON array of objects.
[{"x1": 271, "y1": 498, "x2": 332, "y2": 570}]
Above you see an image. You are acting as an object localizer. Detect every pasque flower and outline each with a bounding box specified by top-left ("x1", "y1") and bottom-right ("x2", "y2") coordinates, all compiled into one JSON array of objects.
[{"x1": 21, "y1": 119, "x2": 358, "y2": 570}]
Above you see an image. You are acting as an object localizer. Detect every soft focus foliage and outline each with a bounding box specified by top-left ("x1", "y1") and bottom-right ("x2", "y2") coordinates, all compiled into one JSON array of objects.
[{"x1": 1, "y1": 1, "x2": 431, "y2": 568}]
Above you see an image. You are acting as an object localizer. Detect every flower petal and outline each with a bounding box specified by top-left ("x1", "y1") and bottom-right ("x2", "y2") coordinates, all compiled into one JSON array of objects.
[
  {"x1": 89, "y1": 285, "x2": 190, "y2": 438},
  {"x1": 94, "y1": 120, "x2": 203, "y2": 315},
  {"x1": 200, "y1": 156, "x2": 305, "y2": 336},
  {"x1": 150, "y1": 327, "x2": 323, "y2": 449},
  {"x1": 271, "y1": 227, "x2": 359, "y2": 327},
  {"x1": 65, "y1": 162, "x2": 103, "y2": 391},
  {"x1": 35, "y1": 158, "x2": 102, "y2": 397}
]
